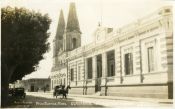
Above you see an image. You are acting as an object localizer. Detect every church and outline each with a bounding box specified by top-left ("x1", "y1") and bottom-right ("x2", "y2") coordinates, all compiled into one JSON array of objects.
[{"x1": 50, "y1": 3, "x2": 173, "y2": 99}]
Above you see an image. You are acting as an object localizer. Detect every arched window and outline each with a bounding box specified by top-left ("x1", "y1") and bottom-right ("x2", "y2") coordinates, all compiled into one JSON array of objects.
[{"x1": 72, "y1": 38, "x2": 76, "y2": 49}]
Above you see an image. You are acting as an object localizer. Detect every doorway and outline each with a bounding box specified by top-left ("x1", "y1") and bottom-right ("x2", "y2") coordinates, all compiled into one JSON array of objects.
[
  {"x1": 31, "y1": 85, "x2": 35, "y2": 92},
  {"x1": 95, "y1": 54, "x2": 102, "y2": 92}
]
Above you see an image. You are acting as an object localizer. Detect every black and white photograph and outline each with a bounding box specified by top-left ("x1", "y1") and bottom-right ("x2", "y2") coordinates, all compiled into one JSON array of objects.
[{"x1": 1, "y1": 0, "x2": 174, "y2": 108}]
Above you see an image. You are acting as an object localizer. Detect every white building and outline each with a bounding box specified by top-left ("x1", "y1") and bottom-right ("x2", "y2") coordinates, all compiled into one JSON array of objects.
[{"x1": 50, "y1": 4, "x2": 173, "y2": 99}]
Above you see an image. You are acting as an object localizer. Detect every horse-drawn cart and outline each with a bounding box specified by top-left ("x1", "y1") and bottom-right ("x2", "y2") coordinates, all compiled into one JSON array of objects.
[{"x1": 53, "y1": 85, "x2": 71, "y2": 99}]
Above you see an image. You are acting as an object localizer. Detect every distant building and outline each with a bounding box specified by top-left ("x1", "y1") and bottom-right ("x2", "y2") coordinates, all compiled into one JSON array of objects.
[
  {"x1": 23, "y1": 78, "x2": 51, "y2": 92},
  {"x1": 12, "y1": 78, "x2": 51, "y2": 92},
  {"x1": 50, "y1": 4, "x2": 173, "y2": 99}
]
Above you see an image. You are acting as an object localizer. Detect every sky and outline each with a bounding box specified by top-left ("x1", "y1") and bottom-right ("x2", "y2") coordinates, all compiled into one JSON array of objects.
[{"x1": 1, "y1": 0, "x2": 173, "y2": 80}]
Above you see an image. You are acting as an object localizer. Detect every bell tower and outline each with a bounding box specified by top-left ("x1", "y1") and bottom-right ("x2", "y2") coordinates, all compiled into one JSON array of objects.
[
  {"x1": 53, "y1": 9, "x2": 65, "y2": 67},
  {"x1": 63, "y1": 2, "x2": 81, "y2": 51}
]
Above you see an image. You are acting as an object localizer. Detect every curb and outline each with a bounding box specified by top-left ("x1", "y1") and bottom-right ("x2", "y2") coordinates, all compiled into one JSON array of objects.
[{"x1": 68, "y1": 94, "x2": 173, "y2": 104}]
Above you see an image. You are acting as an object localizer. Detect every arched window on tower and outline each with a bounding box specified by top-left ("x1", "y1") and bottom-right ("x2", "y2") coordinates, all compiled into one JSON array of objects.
[{"x1": 72, "y1": 38, "x2": 77, "y2": 49}]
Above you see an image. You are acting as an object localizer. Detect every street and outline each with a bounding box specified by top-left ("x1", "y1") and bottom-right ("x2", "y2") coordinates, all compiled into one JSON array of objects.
[
  {"x1": 6, "y1": 92, "x2": 173, "y2": 108},
  {"x1": 7, "y1": 95, "x2": 103, "y2": 108}
]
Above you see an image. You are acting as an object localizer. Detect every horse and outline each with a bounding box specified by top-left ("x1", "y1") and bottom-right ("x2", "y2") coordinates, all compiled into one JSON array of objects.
[{"x1": 53, "y1": 85, "x2": 71, "y2": 99}]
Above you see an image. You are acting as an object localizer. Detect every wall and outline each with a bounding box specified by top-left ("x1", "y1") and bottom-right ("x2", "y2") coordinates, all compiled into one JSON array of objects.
[{"x1": 65, "y1": 6, "x2": 173, "y2": 98}]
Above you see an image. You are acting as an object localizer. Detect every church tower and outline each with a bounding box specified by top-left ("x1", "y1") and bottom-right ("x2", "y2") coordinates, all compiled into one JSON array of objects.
[
  {"x1": 53, "y1": 10, "x2": 65, "y2": 67},
  {"x1": 63, "y1": 2, "x2": 81, "y2": 51},
  {"x1": 53, "y1": 9, "x2": 65, "y2": 57}
]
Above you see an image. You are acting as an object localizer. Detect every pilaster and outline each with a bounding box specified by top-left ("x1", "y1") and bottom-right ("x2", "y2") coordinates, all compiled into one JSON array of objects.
[
  {"x1": 93, "y1": 56, "x2": 97, "y2": 79},
  {"x1": 101, "y1": 52, "x2": 107, "y2": 86}
]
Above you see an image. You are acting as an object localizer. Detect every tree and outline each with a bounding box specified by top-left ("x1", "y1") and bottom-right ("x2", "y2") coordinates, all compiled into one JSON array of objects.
[{"x1": 1, "y1": 7, "x2": 51, "y2": 106}]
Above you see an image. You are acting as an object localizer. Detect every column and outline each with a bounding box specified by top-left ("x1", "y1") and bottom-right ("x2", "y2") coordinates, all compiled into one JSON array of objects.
[
  {"x1": 92, "y1": 56, "x2": 97, "y2": 86},
  {"x1": 83, "y1": 58, "x2": 88, "y2": 87},
  {"x1": 102, "y1": 52, "x2": 107, "y2": 77},
  {"x1": 115, "y1": 48, "x2": 120, "y2": 76},
  {"x1": 75, "y1": 61, "x2": 78, "y2": 86},
  {"x1": 67, "y1": 64, "x2": 70, "y2": 85},
  {"x1": 83, "y1": 58, "x2": 87, "y2": 95},
  {"x1": 101, "y1": 52, "x2": 107, "y2": 85},
  {"x1": 93, "y1": 56, "x2": 97, "y2": 79},
  {"x1": 84, "y1": 58, "x2": 87, "y2": 80},
  {"x1": 134, "y1": 40, "x2": 141, "y2": 75},
  {"x1": 134, "y1": 40, "x2": 143, "y2": 83}
]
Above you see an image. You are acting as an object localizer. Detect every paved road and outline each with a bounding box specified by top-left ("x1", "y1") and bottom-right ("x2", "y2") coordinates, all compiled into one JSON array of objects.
[{"x1": 7, "y1": 92, "x2": 173, "y2": 108}]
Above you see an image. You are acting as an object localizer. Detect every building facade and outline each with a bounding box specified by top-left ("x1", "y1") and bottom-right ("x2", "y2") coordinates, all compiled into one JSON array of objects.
[
  {"x1": 12, "y1": 78, "x2": 51, "y2": 92},
  {"x1": 23, "y1": 78, "x2": 51, "y2": 92},
  {"x1": 50, "y1": 4, "x2": 173, "y2": 99}
]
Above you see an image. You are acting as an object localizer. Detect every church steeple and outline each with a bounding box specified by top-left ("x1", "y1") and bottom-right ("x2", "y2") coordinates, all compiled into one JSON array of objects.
[
  {"x1": 53, "y1": 9, "x2": 65, "y2": 57},
  {"x1": 55, "y1": 9, "x2": 65, "y2": 40},
  {"x1": 66, "y1": 2, "x2": 81, "y2": 33},
  {"x1": 63, "y1": 2, "x2": 81, "y2": 51}
]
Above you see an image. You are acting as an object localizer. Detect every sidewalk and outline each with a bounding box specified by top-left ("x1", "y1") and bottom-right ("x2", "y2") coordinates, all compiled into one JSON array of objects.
[
  {"x1": 69, "y1": 94, "x2": 173, "y2": 104},
  {"x1": 26, "y1": 92, "x2": 173, "y2": 104}
]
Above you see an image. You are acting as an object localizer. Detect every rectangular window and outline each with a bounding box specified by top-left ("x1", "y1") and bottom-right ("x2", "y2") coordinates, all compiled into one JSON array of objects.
[
  {"x1": 87, "y1": 58, "x2": 93, "y2": 79},
  {"x1": 148, "y1": 47, "x2": 154, "y2": 72},
  {"x1": 124, "y1": 53, "x2": 133, "y2": 75},
  {"x1": 107, "y1": 50, "x2": 115, "y2": 77},
  {"x1": 97, "y1": 65, "x2": 100, "y2": 77},
  {"x1": 71, "y1": 69, "x2": 74, "y2": 81},
  {"x1": 97, "y1": 55, "x2": 102, "y2": 78}
]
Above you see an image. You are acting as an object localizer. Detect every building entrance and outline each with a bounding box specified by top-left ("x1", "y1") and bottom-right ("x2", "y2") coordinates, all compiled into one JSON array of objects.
[
  {"x1": 31, "y1": 85, "x2": 35, "y2": 92},
  {"x1": 95, "y1": 54, "x2": 102, "y2": 92}
]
